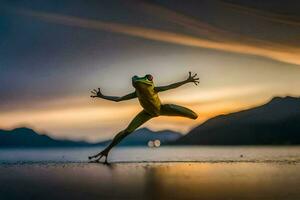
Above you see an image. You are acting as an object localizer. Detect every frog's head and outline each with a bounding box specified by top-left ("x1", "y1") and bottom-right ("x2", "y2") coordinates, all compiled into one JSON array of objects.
[{"x1": 132, "y1": 74, "x2": 154, "y2": 89}]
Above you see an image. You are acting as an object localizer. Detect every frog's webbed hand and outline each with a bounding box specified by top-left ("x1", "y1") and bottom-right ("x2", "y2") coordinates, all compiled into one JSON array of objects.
[
  {"x1": 90, "y1": 88, "x2": 103, "y2": 98},
  {"x1": 155, "y1": 71, "x2": 199, "y2": 92},
  {"x1": 186, "y1": 71, "x2": 199, "y2": 85},
  {"x1": 90, "y1": 88, "x2": 137, "y2": 102}
]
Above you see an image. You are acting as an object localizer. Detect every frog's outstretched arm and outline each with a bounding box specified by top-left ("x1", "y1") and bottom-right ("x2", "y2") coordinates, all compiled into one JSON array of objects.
[
  {"x1": 89, "y1": 110, "x2": 153, "y2": 163},
  {"x1": 90, "y1": 88, "x2": 137, "y2": 102},
  {"x1": 155, "y1": 71, "x2": 199, "y2": 92}
]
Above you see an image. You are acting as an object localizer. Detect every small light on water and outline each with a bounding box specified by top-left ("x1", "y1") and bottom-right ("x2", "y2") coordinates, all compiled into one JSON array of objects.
[
  {"x1": 148, "y1": 140, "x2": 154, "y2": 148},
  {"x1": 148, "y1": 140, "x2": 160, "y2": 148},
  {"x1": 154, "y1": 140, "x2": 161, "y2": 147}
]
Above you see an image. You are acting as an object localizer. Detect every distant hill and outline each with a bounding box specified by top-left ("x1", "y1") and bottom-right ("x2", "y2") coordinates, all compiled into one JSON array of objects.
[
  {"x1": 175, "y1": 96, "x2": 300, "y2": 145},
  {"x1": 0, "y1": 128, "x2": 92, "y2": 148},
  {"x1": 101, "y1": 128, "x2": 182, "y2": 146},
  {"x1": 0, "y1": 127, "x2": 181, "y2": 148}
]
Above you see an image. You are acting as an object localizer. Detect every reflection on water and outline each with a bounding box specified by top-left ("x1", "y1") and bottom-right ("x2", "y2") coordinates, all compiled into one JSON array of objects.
[
  {"x1": 145, "y1": 163, "x2": 300, "y2": 200},
  {"x1": 0, "y1": 162, "x2": 300, "y2": 200}
]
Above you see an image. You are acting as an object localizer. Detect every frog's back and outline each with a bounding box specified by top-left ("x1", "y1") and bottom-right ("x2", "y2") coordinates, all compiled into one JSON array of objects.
[{"x1": 136, "y1": 87, "x2": 161, "y2": 116}]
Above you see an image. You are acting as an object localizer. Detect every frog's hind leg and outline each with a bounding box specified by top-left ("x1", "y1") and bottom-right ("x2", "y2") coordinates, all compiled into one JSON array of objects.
[
  {"x1": 160, "y1": 104, "x2": 198, "y2": 119},
  {"x1": 89, "y1": 110, "x2": 154, "y2": 163}
]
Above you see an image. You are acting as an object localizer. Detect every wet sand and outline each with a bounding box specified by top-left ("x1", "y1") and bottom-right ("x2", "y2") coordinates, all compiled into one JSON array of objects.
[{"x1": 1, "y1": 162, "x2": 300, "y2": 200}]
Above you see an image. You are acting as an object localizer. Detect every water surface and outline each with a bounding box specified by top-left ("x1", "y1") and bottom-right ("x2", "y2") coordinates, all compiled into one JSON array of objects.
[
  {"x1": 1, "y1": 146, "x2": 300, "y2": 163},
  {"x1": 1, "y1": 147, "x2": 300, "y2": 200}
]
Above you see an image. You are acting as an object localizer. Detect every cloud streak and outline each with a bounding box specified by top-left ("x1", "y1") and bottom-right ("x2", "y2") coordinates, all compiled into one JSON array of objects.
[
  {"x1": 134, "y1": 1, "x2": 230, "y2": 40},
  {"x1": 134, "y1": 0, "x2": 274, "y2": 46},
  {"x1": 10, "y1": 8, "x2": 300, "y2": 66},
  {"x1": 220, "y1": 1, "x2": 300, "y2": 27},
  {"x1": 135, "y1": 1, "x2": 300, "y2": 60}
]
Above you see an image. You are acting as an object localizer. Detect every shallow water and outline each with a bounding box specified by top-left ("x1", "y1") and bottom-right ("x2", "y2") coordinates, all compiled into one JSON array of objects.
[
  {"x1": 0, "y1": 146, "x2": 300, "y2": 163},
  {"x1": 1, "y1": 147, "x2": 300, "y2": 200}
]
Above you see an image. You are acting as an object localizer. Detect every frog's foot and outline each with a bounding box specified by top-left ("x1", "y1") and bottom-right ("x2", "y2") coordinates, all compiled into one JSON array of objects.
[{"x1": 88, "y1": 150, "x2": 109, "y2": 164}]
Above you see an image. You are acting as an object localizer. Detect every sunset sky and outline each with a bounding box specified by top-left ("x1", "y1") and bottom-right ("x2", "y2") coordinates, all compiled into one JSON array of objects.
[{"x1": 1, "y1": 0, "x2": 300, "y2": 142}]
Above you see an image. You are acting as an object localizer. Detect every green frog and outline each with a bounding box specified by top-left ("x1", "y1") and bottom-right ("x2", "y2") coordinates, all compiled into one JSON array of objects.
[{"x1": 89, "y1": 72, "x2": 199, "y2": 164}]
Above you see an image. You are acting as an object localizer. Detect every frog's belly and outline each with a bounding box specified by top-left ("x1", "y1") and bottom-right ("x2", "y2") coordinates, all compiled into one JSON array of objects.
[{"x1": 138, "y1": 96, "x2": 161, "y2": 116}]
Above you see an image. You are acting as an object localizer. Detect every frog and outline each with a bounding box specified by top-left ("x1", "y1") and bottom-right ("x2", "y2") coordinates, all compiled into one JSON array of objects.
[{"x1": 89, "y1": 72, "x2": 199, "y2": 164}]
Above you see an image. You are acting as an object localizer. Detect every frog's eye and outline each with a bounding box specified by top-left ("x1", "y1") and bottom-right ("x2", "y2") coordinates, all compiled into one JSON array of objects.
[{"x1": 146, "y1": 74, "x2": 153, "y2": 81}]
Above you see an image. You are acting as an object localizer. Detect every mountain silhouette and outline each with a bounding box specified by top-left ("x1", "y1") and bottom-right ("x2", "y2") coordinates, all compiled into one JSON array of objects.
[
  {"x1": 0, "y1": 127, "x2": 91, "y2": 148},
  {"x1": 100, "y1": 128, "x2": 182, "y2": 146},
  {"x1": 0, "y1": 127, "x2": 181, "y2": 148},
  {"x1": 175, "y1": 96, "x2": 300, "y2": 145}
]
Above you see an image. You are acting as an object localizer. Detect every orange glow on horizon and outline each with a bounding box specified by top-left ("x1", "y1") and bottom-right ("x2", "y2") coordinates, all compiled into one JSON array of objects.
[{"x1": 0, "y1": 91, "x2": 266, "y2": 142}]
